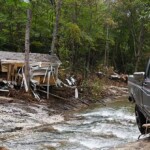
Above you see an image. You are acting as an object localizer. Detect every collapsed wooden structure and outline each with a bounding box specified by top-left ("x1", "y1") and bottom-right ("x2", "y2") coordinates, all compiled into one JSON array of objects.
[{"x1": 0, "y1": 51, "x2": 63, "y2": 99}]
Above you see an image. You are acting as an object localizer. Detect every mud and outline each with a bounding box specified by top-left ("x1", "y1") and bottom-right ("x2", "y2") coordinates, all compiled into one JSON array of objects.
[
  {"x1": 0, "y1": 85, "x2": 148, "y2": 150},
  {"x1": 112, "y1": 137, "x2": 150, "y2": 150}
]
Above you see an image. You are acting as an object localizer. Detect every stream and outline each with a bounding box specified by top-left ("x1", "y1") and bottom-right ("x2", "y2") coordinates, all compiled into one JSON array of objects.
[{"x1": 0, "y1": 97, "x2": 140, "y2": 150}]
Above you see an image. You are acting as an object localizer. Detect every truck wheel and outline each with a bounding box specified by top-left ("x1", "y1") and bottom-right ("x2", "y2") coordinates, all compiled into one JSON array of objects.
[{"x1": 135, "y1": 105, "x2": 146, "y2": 134}]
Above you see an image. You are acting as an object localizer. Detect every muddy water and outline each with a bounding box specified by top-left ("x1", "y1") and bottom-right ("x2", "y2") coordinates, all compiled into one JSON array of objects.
[{"x1": 0, "y1": 98, "x2": 139, "y2": 150}]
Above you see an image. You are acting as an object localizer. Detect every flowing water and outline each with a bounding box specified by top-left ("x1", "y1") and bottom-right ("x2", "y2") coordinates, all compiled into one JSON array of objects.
[{"x1": 0, "y1": 97, "x2": 140, "y2": 150}]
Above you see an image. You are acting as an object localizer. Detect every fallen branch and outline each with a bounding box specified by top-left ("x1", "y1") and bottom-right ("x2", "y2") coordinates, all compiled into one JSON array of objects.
[{"x1": 78, "y1": 98, "x2": 89, "y2": 106}]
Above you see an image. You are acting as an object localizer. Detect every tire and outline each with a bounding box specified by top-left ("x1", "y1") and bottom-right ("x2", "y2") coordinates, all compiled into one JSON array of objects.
[{"x1": 135, "y1": 105, "x2": 146, "y2": 134}]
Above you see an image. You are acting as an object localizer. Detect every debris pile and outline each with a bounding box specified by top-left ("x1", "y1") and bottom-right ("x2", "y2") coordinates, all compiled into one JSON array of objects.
[
  {"x1": 0, "y1": 51, "x2": 78, "y2": 100},
  {"x1": 96, "y1": 71, "x2": 128, "y2": 83}
]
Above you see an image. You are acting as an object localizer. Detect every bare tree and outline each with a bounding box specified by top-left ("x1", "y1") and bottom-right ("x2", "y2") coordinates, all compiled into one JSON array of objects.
[
  {"x1": 50, "y1": 0, "x2": 63, "y2": 54},
  {"x1": 104, "y1": 0, "x2": 111, "y2": 67},
  {"x1": 104, "y1": 25, "x2": 109, "y2": 67},
  {"x1": 25, "y1": 8, "x2": 32, "y2": 91}
]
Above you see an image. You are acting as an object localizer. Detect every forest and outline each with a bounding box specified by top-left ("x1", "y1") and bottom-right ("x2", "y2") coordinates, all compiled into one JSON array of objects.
[{"x1": 0, "y1": 0, "x2": 150, "y2": 76}]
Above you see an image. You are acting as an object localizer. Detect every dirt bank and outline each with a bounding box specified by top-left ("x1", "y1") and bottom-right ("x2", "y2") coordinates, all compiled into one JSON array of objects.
[
  {"x1": 3, "y1": 82, "x2": 129, "y2": 114},
  {"x1": 1, "y1": 83, "x2": 139, "y2": 150},
  {"x1": 111, "y1": 137, "x2": 150, "y2": 150}
]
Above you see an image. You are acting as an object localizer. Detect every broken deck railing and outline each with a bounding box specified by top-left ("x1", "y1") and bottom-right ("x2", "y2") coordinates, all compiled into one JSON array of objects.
[{"x1": 0, "y1": 51, "x2": 78, "y2": 100}]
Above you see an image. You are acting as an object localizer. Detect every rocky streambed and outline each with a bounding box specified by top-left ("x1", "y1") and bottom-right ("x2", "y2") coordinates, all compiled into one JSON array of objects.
[{"x1": 0, "y1": 94, "x2": 146, "y2": 150}]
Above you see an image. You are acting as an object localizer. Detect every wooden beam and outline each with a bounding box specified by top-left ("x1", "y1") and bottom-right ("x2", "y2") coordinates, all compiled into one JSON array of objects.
[{"x1": 142, "y1": 124, "x2": 150, "y2": 128}]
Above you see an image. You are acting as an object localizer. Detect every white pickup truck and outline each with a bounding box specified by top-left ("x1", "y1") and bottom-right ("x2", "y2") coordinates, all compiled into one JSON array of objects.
[{"x1": 128, "y1": 58, "x2": 150, "y2": 134}]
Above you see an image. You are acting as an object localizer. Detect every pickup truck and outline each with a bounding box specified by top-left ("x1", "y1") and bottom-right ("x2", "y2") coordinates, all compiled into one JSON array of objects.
[{"x1": 128, "y1": 58, "x2": 150, "y2": 134}]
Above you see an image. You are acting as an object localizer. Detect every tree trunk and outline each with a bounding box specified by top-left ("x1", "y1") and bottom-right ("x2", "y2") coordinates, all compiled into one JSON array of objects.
[
  {"x1": 104, "y1": 25, "x2": 109, "y2": 67},
  {"x1": 85, "y1": 2, "x2": 93, "y2": 78},
  {"x1": 25, "y1": 9, "x2": 32, "y2": 91},
  {"x1": 86, "y1": 48, "x2": 91, "y2": 77},
  {"x1": 134, "y1": 23, "x2": 144, "y2": 72},
  {"x1": 50, "y1": 0, "x2": 63, "y2": 54}
]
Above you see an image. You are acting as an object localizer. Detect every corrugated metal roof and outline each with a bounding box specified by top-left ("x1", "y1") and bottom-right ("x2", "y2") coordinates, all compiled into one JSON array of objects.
[{"x1": 0, "y1": 51, "x2": 61, "y2": 64}]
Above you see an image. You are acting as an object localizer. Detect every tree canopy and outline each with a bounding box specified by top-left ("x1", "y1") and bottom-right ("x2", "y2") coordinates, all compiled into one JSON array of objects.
[{"x1": 0, "y1": 0, "x2": 149, "y2": 74}]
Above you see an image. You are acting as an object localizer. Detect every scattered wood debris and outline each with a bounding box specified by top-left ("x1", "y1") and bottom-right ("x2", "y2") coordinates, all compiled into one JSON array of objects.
[
  {"x1": 96, "y1": 71, "x2": 128, "y2": 83},
  {"x1": 0, "y1": 51, "x2": 78, "y2": 100},
  {"x1": 109, "y1": 73, "x2": 128, "y2": 83}
]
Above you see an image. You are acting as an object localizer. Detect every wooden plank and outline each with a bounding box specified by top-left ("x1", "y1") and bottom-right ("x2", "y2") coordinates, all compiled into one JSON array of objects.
[
  {"x1": 1, "y1": 62, "x2": 24, "y2": 73},
  {"x1": 0, "y1": 51, "x2": 62, "y2": 64},
  {"x1": 142, "y1": 124, "x2": 150, "y2": 128},
  {"x1": 0, "y1": 89, "x2": 9, "y2": 92},
  {"x1": 22, "y1": 72, "x2": 29, "y2": 92},
  {"x1": 38, "y1": 89, "x2": 69, "y2": 101},
  {"x1": 1, "y1": 64, "x2": 8, "y2": 72},
  {"x1": 1, "y1": 59, "x2": 24, "y2": 64}
]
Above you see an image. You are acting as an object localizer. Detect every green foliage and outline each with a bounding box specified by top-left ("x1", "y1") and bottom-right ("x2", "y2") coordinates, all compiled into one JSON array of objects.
[
  {"x1": 90, "y1": 78, "x2": 104, "y2": 99},
  {"x1": 0, "y1": 0, "x2": 149, "y2": 74},
  {"x1": 82, "y1": 77, "x2": 104, "y2": 99},
  {"x1": 65, "y1": 22, "x2": 81, "y2": 44},
  {"x1": 110, "y1": 0, "x2": 150, "y2": 72}
]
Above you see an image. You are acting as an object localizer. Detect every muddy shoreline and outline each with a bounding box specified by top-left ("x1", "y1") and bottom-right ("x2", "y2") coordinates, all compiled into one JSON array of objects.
[
  {"x1": 111, "y1": 137, "x2": 150, "y2": 150},
  {"x1": 0, "y1": 85, "x2": 146, "y2": 150}
]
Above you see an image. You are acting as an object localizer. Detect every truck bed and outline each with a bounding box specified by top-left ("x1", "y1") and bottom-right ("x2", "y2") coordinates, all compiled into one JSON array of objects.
[{"x1": 128, "y1": 72, "x2": 145, "y2": 106}]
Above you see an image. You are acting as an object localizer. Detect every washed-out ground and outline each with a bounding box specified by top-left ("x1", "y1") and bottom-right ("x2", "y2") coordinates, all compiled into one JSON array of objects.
[
  {"x1": 0, "y1": 85, "x2": 150, "y2": 150},
  {"x1": 112, "y1": 138, "x2": 150, "y2": 150}
]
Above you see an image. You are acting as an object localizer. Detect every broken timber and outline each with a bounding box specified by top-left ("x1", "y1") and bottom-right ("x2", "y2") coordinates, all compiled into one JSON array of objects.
[
  {"x1": 0, "y1": 51, "x2": 62, "y2": 99},
  {"x1": 0, "y1": 51, "x2": 78, "y2": 100},
  {"x1": 142, "y1": 124, "x2": 150, "y2": 128}
]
